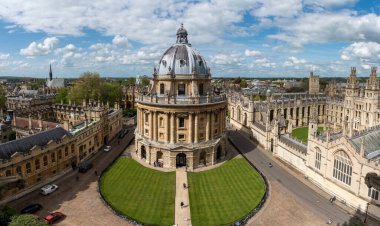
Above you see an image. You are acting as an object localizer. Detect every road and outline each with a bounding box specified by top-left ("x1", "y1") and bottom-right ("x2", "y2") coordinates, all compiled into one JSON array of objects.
[
  {"x1": 8, "y1": 127, "x2": 135, "y2": 220},
  {"x1": 229, "y1": 130, "x2": 378, "y2": 226}
]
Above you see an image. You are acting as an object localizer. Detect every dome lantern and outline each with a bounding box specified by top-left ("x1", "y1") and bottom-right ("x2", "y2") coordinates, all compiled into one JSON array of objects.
[{"x1": 176, "y1": 23, "x2": 188, "y2": 44}]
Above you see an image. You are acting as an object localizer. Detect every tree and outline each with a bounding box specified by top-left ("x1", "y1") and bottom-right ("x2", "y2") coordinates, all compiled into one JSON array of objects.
[
  {"x1": 123, "y1": 108, "x2": 137, "y2": 117},
  {"x1": 140, "y1": 75, "x2": 150, "y2": 86},
  {"x1": 99, "y1": 82, "x2": 122, "y2": 106},
  {"x1": 9, "y1": 214, "x2": 47, "y2": 226},
  {"x1": 0, "y1": 205, "x2": 17, "y2": 226},
  {"x1": 54, "y1": 88, "x2": 69, "y2": 104},
  {"x1": 0, "y1": 85, "x2": 6, "y2": 110},
  {"x1": 68, "y1": 72, "x2": 102, "y2": 103},
  {"x1": 240, "y1": 79, "x2": 248, "y2": 88},
  {"x1": 124, "y1": 77, "x2": 136, "y2": 86}
]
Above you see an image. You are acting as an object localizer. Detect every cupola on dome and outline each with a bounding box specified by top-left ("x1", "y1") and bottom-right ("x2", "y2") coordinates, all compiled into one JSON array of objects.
[{"x1": 156, "y1": 24, "x2": 209, "y2": 76}]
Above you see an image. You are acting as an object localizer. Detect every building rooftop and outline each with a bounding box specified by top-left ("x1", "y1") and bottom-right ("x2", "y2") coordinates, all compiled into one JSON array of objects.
[{"x1": 0, "y1": 127, "x2": 70, "y2": 160}]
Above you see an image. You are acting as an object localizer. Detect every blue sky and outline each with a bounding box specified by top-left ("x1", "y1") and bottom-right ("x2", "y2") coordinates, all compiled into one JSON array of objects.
[{"x1": 0, "y1": 0, "x2": 380, "y2": 78}]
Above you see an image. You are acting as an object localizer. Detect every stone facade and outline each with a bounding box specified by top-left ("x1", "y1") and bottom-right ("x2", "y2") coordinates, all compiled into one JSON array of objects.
[
  {"x1": 228, "y1": 67, "x2": 380, "y2": 215},
  {"x1": 135, "y1": 25, "x2": 227, "y2": 170}
]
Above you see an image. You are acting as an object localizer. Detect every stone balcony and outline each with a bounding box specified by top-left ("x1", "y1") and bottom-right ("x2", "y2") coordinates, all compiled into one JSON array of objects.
[{"x1": 136, "y1": 93, "x2": 226, "y2": 106}]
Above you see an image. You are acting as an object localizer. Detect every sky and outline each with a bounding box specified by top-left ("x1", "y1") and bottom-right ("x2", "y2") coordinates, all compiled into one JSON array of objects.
[{"x1": 0, "y1": 0, "x2": 380, "y2": 78}]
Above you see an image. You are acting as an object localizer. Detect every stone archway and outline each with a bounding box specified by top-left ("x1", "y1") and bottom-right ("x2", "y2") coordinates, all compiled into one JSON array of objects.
[
  {"x1": 156, "y1": 151, "x2": 163, "y2": 167},
  {"x1": 141, "y1": 145, "x2": 146, "y2": 159},
  {"x1": 176, "y1": 153, "x2": 186, "y2": 167}
]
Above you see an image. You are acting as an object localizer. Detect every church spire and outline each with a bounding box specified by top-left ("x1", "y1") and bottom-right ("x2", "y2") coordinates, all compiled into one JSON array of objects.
[{"x1": 49, "y1": 64, "x2": 53, "y2": 81}]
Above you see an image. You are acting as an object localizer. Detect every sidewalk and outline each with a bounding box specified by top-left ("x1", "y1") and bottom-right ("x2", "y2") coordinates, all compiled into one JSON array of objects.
[{"x1": 174, "y1": 168, "x2": 191, "y2": 226}]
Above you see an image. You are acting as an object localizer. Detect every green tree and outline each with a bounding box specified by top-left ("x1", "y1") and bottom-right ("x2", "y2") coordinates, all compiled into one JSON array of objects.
[
  {"x1": 141, "y1": 75, "x2": 150, "y2": 86},
  {"x1": 68, "y1": 72, "x2": 103, "y2": 103},
  {"x1": 54, "y1": 88, "x2": 69, "y2": 104},
  {"x1": 100, "y1": 82, "x2": 122, "y2": 106},
  {"x1": 9, "y1": 214, "x2": 47, "y2": 226},
  {"x1": 0, "y1": 205, "x2": 17, "y2": 226},
  {"x1": 240, "y1": 79, "x2": 248, "y2": 88},
  {"x1": 124, "y1": 77, "x2": 136, "y2": 86},
  {"x1": 123, "y1": 108, "x2": 137, "y2": 117},
  {"x1": 0, "y1": 85, "x2": 6, "y2": 110}
]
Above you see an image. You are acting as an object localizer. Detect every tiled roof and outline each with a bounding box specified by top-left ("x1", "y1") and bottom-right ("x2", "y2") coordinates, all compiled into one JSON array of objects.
[
  {"x1": 0, "y1": 127, "x2": 70, "y2": 160},
  {"x1": 350, "y1": 128, "x2": 380, "y2": 159}
]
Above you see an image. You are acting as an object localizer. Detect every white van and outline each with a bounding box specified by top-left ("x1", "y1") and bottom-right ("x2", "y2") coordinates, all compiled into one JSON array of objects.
[{"x1": 40, "y1": 184, "x2": 59, "y2": 195}]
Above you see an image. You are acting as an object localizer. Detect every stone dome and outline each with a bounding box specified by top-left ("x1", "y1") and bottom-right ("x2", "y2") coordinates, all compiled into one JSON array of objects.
[{"x1": 155, "y1": 24, "x2": 209, "y2": 76}]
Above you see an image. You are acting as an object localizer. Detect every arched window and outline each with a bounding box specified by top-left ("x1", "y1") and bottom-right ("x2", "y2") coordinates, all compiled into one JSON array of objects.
[
  {"x1": 35, "y1": 159, "x2": 40, "y2": 170},
  {"x1": 333, "y1": 151, "x2": 352, "y2": 185},
  {"x1": 26, "y1": 162, "x2": 31, "y2": 174},
  {"x1": 237, "y1": 108, "x2": 241, "y2": 122},
  {"x1": 160, "y1": 83, "x2": 165, "y2": 94},
  {"x1": 315, "y1": 148, "x2": 321, "y2": 170},
  {"x1": 43, "y1": 155, "x2": 48, "y2": 166}
]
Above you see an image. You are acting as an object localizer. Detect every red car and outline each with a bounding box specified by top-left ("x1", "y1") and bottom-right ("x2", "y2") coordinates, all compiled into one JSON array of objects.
[{"x1": 44, "y1": 212, "x2": 66, "y2": 224}]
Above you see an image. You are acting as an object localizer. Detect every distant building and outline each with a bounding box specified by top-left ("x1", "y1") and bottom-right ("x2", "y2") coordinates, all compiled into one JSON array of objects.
[
  {"x1": 309, "y1": 71, "x2": 320, "y2": 94},
  {"x1": 45, "y1": 64, "x2": 65, "y2": 94}
]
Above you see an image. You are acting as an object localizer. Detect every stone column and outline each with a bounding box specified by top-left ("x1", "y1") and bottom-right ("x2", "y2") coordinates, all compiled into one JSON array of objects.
[
  {"x1": 149, "y1": 111, "x2": 153, "y2": 139},
  {"x1": 170, "y1": 113, "x2": 176, "y2": 143},
  {"x1": 153, "y1": 111, "x2": 158, "y2": 141},
  {"x1": 194, "y1": 113, "x2": 199, "y2": 143},
  {"x1": 210, "y1": 112, "x2": 214, "y2": 139},
  {"x1": 206, "y1": 111, "x2": 210, "y2": 141},
  {"x1": 189, "y1": 113, "x2": 193, "y2": 143},
  {"x1": 166, "y1": 113, "x2": 170, "y2": 142}
]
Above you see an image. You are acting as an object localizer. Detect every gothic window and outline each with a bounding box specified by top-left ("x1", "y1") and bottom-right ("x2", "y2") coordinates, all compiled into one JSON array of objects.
[
  {"x1": 160, "y1": 83, "x2": 165, "y2": 94},
  {"x1": 179, "y1": 118, "x2": 185, "y2": 128},
  {"x1": 26, "y1": 162, "x2": 31, "y2": 174},
  {"x1": 332, "y1": 151, "x2": 352, "y2": 186},
  {"x1": 58, "y1": 150, "x2": 62, "y2": 160},
  {"x1": 16, "y1": 166, "x2": 22, "y2": 175},
  {"x1": 65, "y1": 147, "x2": 69, "y2": 156},
  {"x1": 43, "y1": 155, "x2": 48, "y2": 166},
  {"x1": 51, "y1": 152, "x2": 56, "y2": 163},
  {"x1": 315, "y1": 148, "x2": 321, "y2": 170},
  {"x1": 368, "y1": 187, "x2": 379, "y2": 200},
  {"x1": 35, "y1": 159, "x2": 40, "y2": 170},
  {"x1": 178, "y1": 83, "x2": 185, "y2": 95}
]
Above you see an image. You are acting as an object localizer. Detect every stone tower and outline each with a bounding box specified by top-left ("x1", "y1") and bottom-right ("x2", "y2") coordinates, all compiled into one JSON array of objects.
[{"x1": 309, "y1": 71, "x2": 320, "y2": 95}]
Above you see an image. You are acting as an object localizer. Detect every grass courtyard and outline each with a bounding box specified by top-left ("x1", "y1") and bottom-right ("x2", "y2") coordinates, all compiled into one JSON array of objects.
[
  {"x1": 100, "y1": 158, "x2": 175, "y2": 225},
  {"x1": 291, "y1": 126, "x2": 323, "y2": 143},
  {"x1": 188, "y1": 157, "x2": 265, "y2": 226}
]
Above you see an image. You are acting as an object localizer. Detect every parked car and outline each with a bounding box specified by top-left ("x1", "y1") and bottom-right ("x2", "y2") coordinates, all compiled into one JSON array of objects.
[
  {"x1": 118, "y1": 129, "x2": 129, "y2": 138},
  {"x1": 78, "y1": 162, "x2": 93, "y2": 173},
  {"x1": 44, "y1": 211, "x2": 66, "y2": 224},
  {"x1": 20, "y1": 203, "x2": 42, "y2": 214},
  {"x1": 103, "y1": 145, "x2": 111, "y2": 152},
  {"x1": 40, "y1": 184, "x2": 59, "y2": 195}
]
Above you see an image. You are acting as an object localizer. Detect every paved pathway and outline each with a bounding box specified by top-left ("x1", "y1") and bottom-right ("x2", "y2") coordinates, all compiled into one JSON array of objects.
[{"x1": 175, "y1": 168, "x2": 192, "y2": 226}]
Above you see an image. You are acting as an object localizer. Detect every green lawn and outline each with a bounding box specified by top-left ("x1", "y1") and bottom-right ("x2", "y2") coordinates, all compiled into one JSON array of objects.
[
  {"x1": 100, "y1": 158, "x2": 175, "y2": 225},
  {"x1": 188, "y1": 158, "x2": 265, "y2": 226},
  {"x1": 292, "y1": 126, "x2": 323, "y2": 143}
]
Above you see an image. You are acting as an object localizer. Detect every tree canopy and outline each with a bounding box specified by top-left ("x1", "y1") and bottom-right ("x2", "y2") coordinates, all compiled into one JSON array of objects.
[
  {"x1": 0, "y1": 85, "x2": 6, "y2": 110},
  {"x1": 9, "y1": 214, "x2": 47, "y2": 226},
  {"x1": 240, "y1": 79, "x2": 248, "y2": 88},
  {"x1": 0, "y1": 205, "x2": 16, "y2": 226},
  {"x1": 67, "y1": 72, "x2": 122, "y2": 106}
]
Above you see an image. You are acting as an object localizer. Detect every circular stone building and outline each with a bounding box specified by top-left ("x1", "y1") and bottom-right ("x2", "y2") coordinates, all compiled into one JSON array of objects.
[{"x1": 135, "y1": 24, "x2": 227, "y2": 170}]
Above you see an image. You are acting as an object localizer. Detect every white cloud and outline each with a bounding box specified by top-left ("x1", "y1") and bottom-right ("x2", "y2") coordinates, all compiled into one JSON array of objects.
[
  {"x1": 0, "y1": 53, "x2": 10, "y2": 60},
  {"x1": 112, "y1": 35, "x2": 130, "y2": 48},
  {"x1": 270, "y1": 12, "x2": 380, "y2": 47},
  {"x1": 283, "y1": 56, "x2": 307, "y2": 67},
  {"x1": 341, "y1": 42, "x2": 380, "y2": 61},
  {"x1": 20, "y1": 37, "x2": 59, "y2": 56},
  {"x1": 251, "y1": 58, "x2": 276, "y2": 68},
  {"x1": 245, "y1": 49, "x2": 261, "y2": 57},
  {"x1": 55, "y1": 44, "x2": 76, "y2": 54},
  {"x1": 251, "y1": 0, "x2": 302, "y2": 17},
  {"x1": 211, "y1": 53, "x2": 242, "y2": 65}
]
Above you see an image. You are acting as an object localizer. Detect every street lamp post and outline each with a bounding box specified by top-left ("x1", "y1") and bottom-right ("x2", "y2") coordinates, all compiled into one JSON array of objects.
[{"x1": 364, "y1": 202, "x2": 370, "y2": 223}]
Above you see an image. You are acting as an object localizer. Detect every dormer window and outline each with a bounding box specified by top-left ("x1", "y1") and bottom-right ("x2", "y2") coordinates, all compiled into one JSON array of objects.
[
  {"x1": 162, "y1": 60, "x2": 167, "y2": 67},
  {"x1": 180, "y1": 59, "x2": 186, "y2": 67},
  {"x1": 199, "y1": 61, "x2": 203, "y2": 66}
]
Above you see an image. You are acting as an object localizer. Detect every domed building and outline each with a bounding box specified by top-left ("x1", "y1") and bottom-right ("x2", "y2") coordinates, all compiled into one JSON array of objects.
[{"x1": 135, "y1": 24, "x2": 227, "y2": 169}]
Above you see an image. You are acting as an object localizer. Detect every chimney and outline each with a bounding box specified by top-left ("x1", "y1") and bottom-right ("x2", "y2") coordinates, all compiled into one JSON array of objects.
[
  {"x1": 28, "y1": 114, "x2": 32, "y2": 130},
  {"x1": 360, "y1": 136, "x2": 366, "y2": 157}
]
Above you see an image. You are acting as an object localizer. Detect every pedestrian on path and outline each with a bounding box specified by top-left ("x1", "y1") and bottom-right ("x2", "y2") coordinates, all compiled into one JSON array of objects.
[
  {"x1": 183, "y1": 183, "x2": 186, "y2": 189},
  {"x1": 180, "y1": 202, "x2": 184, "y2": 208}
]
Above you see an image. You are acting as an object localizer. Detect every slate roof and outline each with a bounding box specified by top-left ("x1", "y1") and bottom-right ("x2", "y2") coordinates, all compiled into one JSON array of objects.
[
  {"x1": 350, "y1": 128, "x2": 380, "y2": 159},
  {"x1": 0, "y1": 127, "x2": 70, "y2": 160}
]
